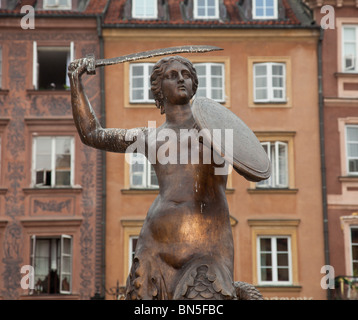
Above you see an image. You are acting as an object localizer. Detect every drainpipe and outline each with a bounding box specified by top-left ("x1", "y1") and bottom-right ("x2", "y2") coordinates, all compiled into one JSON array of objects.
[{"x1": 318, "y1": 28, "x2": 331, "y2": 300}]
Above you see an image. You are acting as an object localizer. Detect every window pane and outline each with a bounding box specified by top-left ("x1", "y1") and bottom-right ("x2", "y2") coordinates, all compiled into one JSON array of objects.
[
  {"x1": 352, "y1": 245, "x2": 358, "y2": 260},
  {"x1": 132, "y1": 89, "x2": 144, "y2": 100},
  {"x1": 276, "y1": 237, "x2": 288, "y2": 251},
  {"x1": 277, "y1": 268, "x2": 289, "y2": 281},
  {"x1": 132, "y1": 77, "x2": 144, "y2": 89},
  {"x1": 260, "y1": 238, "x2": 271, "y2": 251},
  {"x1": 352, "y1": 229, "x2": 358, "y2": 243},
  {"x1": 349, "y1": 160, "x2": 358, "y2": 172},
  {"x1": 277, "y1": 253, "x2": 289, "y2": 266},
  {"x1": 36, "y1": 137, "x2": 51, "y2": 153},
  {"x1": 261, "y1": 268, "x2": 272, "y2": 281},
  {"x1": 36, "y1": 155, "x2": 51, "y2": 170},
  {"x1": 344, "y1": 28, "x2": 356, "y2": 42},
  {"x1": 255, "y1": 88, "x2": 267, "y2": 100},
  {"x1": 348, "y1": 144, "x2": 358, "y2": 157},
  {"x1": 347, "y1": 127, "x2": 358, "y2": 141},
  {"x1": 131, "y1": 65, "x2": 144, "y2": 77},
  {"x1": 55, "y1": 171, "x2": 70, "y2": 186},
  {"x1": 255, "y1": 77, "x2": 267, "y2": 88},
  {"x1": 260, "y1": 253, "x2": 272, "y2": 266},
  {"x1": 56, "y1": 137, "x2": 71, "y2": 154},
  {"x1": 255, "y1": 65, "x2": 267, "y2": 76}
]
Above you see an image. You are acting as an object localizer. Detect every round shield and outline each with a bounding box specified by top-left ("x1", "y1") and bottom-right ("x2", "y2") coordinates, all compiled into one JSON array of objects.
[{"x1": 192, "y1": 97, "x2": 271, "y2": 182}]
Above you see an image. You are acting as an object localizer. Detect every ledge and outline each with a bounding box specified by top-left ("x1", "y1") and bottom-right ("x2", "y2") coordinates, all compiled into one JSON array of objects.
[
  {"x1": 20, "y1": 294, "x2": 80, "y2": 300},
  {"x1": 0, "y1": 188, "x2": 8, "y2": 195},
  {"x1": 20, "y1": 217, "x2": 83, "y2": 228},
  {"x1": 339, "y1": 176, "x2": 358, "y2": 183},
  {"x1": 121, "y1": 189, "x2": 159, "y2": 195},
  {"x1": 334, "y1": 72, "x2": 358, "y2": 78},
  {"x1": 23, "y1": 186, "x2": 83, "y2": 195},
  {"x1": 256, "y1": 285, "x2": 302, "y2": 293},
  {"x1": 0, "y1": 90, "x2": 9, "y2": 95},
  {"x1": 121, "y1": 188, "x2": 235, "y2": 195},
  {"x1": 26, "y1": 89, "x2": 71, "y2": 96},
  {"x1": 247, "y1": 188, "x2": 298, "y2": 194}
]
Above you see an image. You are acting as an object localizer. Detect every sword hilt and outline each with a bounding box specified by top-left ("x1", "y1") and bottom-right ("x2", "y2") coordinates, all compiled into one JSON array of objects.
[{"x1": 86, "y1": 53, "x2": 96, "y2": 75}]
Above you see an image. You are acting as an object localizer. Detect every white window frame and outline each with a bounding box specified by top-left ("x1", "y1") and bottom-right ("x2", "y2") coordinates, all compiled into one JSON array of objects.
[
  {"x1": 253, "y1": 62, "x2": 286, "y2": 103},
  {"x1": 129, "y1": 153, "x2": 158, "y2": 189},
  {"x1": 194, "y1": 62, "x2": 225, "y2": 102},
  {"x1": 30, "y1": 235, "x2": 73, "y2": 295},
  {"x1": 129, "y1": 63, "x2": 155, "y2": 103},
  {"x1": 342, "y1": 25, "x2": 358, "y2": 72},
  {"x1": 346, "y1": 125, "x2": 358, "y2": 175},
  {"x1": 257, "y1": 235, "x2": 292, "y2": 285},
  {"x1": 128, "y1": 235, "x2": 139, "y2": 272},
  {"x1": 132, "y1": 0, "x2": 158, "y2": 19},
  {"x1": 32, "y1": 136, "x2": 75, "y2": 187},
  {"x1": 43, "y1": 0, "x2": 72, "y2": 10},
  {"x1": 252, "y1": 0, "x2": 278, "y2": 20},
  {"x1": 33, "y1": 41, "x2": 74, "y2": 90},
  {"x1": 257, "y1": 141, "x2": 288, "y2": 188},
  {"x1": 193, "y1": 0, "x2": 219, "y2": 20},
  {"x1": 351, "y1": 227, "x2": 358, "y2": 276},
  {"x1": 60, "y1": 234, "x2": 72, "y2": 294}
]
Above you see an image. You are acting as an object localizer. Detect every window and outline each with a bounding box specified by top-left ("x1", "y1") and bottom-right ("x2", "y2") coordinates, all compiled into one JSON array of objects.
[
  {"x1": 257, "y1": 141, "x2": 288, "y2": 188},
  {"x1": 254, "y1": 62, "x2": 286, "y2": 103},
  {"x1": 43, "y1": 0, "x2": 72, "y2": 10},
  {"x1": 32, "y1": 136, "x2": 74, "y2": 187},
  {"x1": 129, "y1": 235, "x2": 138, "y2": 271},
  {"x1": 346, "y1": 125, "x2": 358, "y2": 175},
  {"x1": 193, "y1": 0, "x2": 219, "y2": 19},
  {"x1": 132, "y1": 0, "x2": 157, "y2": 19},
  {"x1": 252, "y1": 0, "x2": 277, "y2": 20},
  {"x1": 352, "y1": 228, "x2": 358, "y2": 276},
  {"x1": 30, "y1": 235, "x2": 72, "y2": 294},
  {"x1": 130, "y1": 153, "x2": 158, "y2": 189},
  {"x1": 257, "y1": 236, "x2": 292, "y2": 285},
  {"x1": 342, "y1": 26, "x2": 358, "y2": 72},
  {"x1": 130, "y1": 63, "x2": 155, "y2": 103},
  {"x1": 33, "y1": 42, "x2": 74, "y2": 90},
  {"x1": 194, "y1": 63, "x2": 225, "y2": 102}
]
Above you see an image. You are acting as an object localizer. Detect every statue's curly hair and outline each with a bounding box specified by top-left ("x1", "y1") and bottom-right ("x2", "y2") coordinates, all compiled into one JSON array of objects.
[{"x1": 150, "y1": 56, "x2": 198, "y2": 114}]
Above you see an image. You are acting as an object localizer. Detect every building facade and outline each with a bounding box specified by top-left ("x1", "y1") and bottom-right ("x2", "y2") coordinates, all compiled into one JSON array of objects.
[
  {"x1": 305, "y1": 0, "x2": 358, "y2": 299},
  {"x1": 102, "y1": 0, "x2": 327, "y2": 300},
  {"x1": 0, "y1": 0, "x2": 106, "y2": 299}
]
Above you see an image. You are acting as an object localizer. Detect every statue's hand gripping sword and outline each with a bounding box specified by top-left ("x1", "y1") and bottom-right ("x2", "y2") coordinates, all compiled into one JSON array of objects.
[{"x1": 85, "y1": 45, "x2": 222, "y2": 75}]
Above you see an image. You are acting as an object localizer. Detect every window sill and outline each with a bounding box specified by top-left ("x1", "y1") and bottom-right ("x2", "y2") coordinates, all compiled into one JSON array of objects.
[
  {"x1": 0, "y1": 187, "x2": 8, "y2": 195},
  {"x1": 20, "y1": 293, "x2": 80, "y2": 300},
  {"x1": 247, "y1": 188, "x2": 298, "y2": 194},
  {"x1": 334, "y1": 72, "x2": 358, "y2": 78},
  {"x1": 121, "y1": 188, "x2": 236, "y2": 195},
  {"x1": 121, "y1": 188, "x2": 159, "y2": 195},
  {"x1": 251, "y1": 101, "x2": 289, "y2": 108},
  {"x1": 26, "y1": 89, "x2": 71, "y2": 96},
  {"x1": 23, "y1": 186, "x2": 83, "y2": 195},
  {"x1": 339, "y1": 176, "x2": 358, "y2": 183},
  {"x1": 0, "y1": 89, "x2": 9, "y2": 95},
  {"x1": 256, "y1": 285, "x2": 302, "y2": 293}
]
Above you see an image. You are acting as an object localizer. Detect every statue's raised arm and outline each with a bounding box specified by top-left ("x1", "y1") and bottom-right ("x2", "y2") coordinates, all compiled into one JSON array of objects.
[{"x1": 68, "y1": 58, "x2": 147, "y2": 154}]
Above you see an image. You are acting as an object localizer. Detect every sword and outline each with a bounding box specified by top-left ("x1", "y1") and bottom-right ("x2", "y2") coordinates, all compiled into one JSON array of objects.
[{"x1": 85, "y1": 45, "x2": 223, "y2": 75}]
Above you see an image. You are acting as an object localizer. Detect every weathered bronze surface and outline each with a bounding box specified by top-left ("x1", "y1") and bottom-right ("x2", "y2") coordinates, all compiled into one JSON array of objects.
[
  {"x1": 192, "y1": 97, "x2": 271, "y2": 182},
  {"x1": 69, "y1": 51, "x2": 269, "y2": 300}
]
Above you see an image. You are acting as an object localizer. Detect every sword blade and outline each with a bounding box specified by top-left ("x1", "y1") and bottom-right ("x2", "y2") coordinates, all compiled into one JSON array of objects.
[{"x1": 94, "y1": 45, "x2": 222, "y2": 68}]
